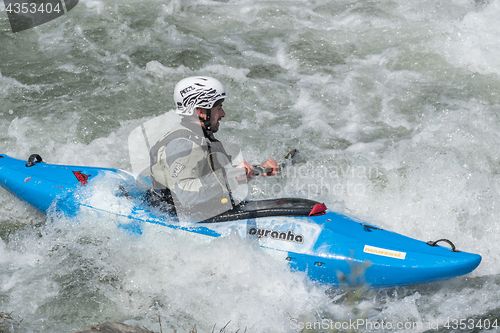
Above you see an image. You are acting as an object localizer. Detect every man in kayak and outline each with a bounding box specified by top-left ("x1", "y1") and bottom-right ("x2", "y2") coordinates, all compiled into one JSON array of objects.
[{"x1": 149, "y1": 76, "x2": 279, "y2": 220}]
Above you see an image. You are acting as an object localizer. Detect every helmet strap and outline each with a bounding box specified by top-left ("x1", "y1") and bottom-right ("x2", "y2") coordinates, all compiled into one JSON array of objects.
[
  {"x1": 204, "y1": 108, "x2": 212, "y2": 131},
  {"x1": 198, "y1": 108, "x2": 213, "y2": 137}
]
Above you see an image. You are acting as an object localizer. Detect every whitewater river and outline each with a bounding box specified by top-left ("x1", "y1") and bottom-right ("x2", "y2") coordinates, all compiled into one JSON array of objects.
[{"x1": 2, "y1": 0, "x2": 500, "y2": 332}]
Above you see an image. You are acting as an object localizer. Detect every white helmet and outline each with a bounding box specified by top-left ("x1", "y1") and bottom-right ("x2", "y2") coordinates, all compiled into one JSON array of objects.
[{"x1": 173, "y1": 76, "x2": 226, "y2": 116}]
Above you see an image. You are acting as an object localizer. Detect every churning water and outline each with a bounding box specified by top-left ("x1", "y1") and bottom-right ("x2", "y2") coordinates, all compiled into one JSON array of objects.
[{"x1": 2, "y1": 0, "x2": 500, "y2": 332}]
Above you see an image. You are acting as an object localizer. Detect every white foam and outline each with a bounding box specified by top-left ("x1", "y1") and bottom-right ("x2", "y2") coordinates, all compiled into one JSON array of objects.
[{"x1": 440, "y1": 0, "x2": 500, "y2": 75}]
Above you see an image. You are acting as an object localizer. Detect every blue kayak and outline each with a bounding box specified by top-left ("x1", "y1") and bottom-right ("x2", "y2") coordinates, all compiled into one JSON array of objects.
[{"x1": 0, "y1": 153, "x2": 482, "y2": 287}]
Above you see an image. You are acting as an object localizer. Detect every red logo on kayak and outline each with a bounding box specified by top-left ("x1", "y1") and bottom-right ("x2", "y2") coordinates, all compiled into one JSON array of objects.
[{"x1": 73, "y1": 171, "x2": 91, "y2": 185}]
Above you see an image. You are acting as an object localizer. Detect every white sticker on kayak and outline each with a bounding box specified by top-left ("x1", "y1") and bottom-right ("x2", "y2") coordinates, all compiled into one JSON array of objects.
[{"x1": 364, "y1": 245, "x2": 406, "y2": 260}]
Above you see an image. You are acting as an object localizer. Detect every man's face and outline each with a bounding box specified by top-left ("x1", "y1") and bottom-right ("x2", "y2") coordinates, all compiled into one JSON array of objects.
[
  {"x1": 209, "y1": 103, "x2": 225, "y2": 132},
  {"x1": 198, "y1": 103, "x2": 225, "y2": 132}
]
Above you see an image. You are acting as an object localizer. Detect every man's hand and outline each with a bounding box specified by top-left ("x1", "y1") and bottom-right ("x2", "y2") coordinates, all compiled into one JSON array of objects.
[
  {"x1": 236, "y1": 161, "x2": 255, "y2": 178},
  {"x1": 236, "y1": 159, "x2": 279, "y2": 178},
  {"x1": 259, "y1": 158, "x2": 279, "y2": 176}
]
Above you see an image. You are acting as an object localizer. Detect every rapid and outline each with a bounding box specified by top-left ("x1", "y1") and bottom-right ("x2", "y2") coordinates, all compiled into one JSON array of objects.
[{"x1": 1, "y1": 0, "x2": 500, "y2": 331}]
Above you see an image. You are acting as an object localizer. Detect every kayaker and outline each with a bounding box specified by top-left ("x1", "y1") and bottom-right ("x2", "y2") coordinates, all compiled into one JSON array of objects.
[{"x1": 148, "y1": 76, "x2": 279, "y2": 220}]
